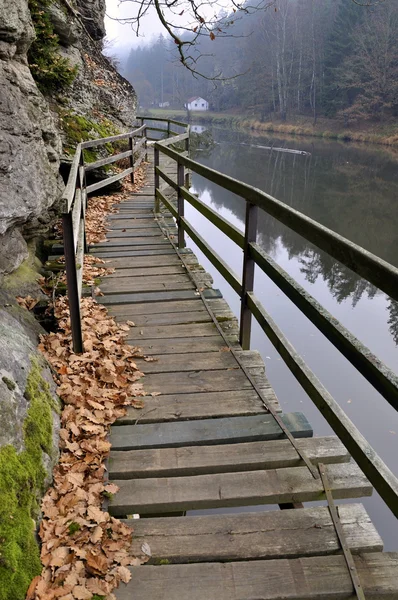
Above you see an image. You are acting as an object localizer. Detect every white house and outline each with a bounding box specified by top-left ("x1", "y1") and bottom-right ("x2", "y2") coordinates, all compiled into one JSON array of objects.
[{"x1": 185, "y1": 96, "x2": 209, "y2": 111}]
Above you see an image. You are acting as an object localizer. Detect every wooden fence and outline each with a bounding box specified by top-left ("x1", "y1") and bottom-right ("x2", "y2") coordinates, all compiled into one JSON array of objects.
[{"x1": 145, "y1": 116, "x2": 398, "y2": 520}]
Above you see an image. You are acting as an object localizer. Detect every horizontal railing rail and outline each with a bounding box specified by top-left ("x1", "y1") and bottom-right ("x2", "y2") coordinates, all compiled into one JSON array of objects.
[
  {"x1": 61, "y1": 123, "x2": 148, "y2": 353},
  {"x1": 147, "y1": 116, "x2": 398, "y2": 520}
]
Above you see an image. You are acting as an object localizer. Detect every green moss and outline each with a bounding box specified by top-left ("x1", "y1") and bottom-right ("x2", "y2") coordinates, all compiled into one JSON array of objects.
[
  {"x1": 0, "y1": 359, "x2": 58, "y2": 600},
  {"x1": 60, "y1": 112, "x2": 121, "y2": 161},
  {"x1": 2, "y1": 377, "x2": 16, "y2": 391},
  {"x1": 27, "y1": 0, "x2": 78, "y2": 94},
  {"x1": 68, "y1": 522, "x2": 80, "y2": 535}
]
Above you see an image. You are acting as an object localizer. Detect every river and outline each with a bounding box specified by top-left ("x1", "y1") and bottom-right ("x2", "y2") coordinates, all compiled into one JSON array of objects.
[{"x1": 184, "y1": 126, "x2": 398, "y2": 549}]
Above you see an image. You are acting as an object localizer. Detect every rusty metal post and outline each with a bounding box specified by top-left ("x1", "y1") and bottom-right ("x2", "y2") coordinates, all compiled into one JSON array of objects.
[
  {"x1": 177, "y1": 159, "x2": 185, "y2": 248},
  {"x1": 62, "y1": 212, "x2": 83, "y2": 354},
  {"x1": 129, "y1": 134, "x2": 134, "y2": 184},
  {"x1": 154, "y1": 146, "x2": 160, "y2": 213},
  {"x1": 239, "y1": 201, "x2": 258, "y2": 350}
]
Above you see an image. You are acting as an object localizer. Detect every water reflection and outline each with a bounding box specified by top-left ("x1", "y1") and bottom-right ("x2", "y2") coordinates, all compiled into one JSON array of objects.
[
  {"x1": 187, "y1": 129, "x2": 398, "y2": 548},
  {"x1": 192, "y1": 133, "x2": 398, "y2": 346}
]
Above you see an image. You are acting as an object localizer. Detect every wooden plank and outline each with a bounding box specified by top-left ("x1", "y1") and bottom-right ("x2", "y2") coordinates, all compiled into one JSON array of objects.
[
  {"x1": 101, "y1": 279, "x2": 195, "y2": 295},
  {"x1": 100, "y1": 290, "x2": 200, "y2": 306},
  {"x1": 91, "y1": 238, "x2": 170, "y2": 247},
  {"x1": 91, "y1": 244, "x2": 173, "y2": 254},
  {"x1": 106, "y1": 230, "x2": 163, "y2": 238},
  {"x1": 125, "y1": 322, "x2": 222, "y2": 339},
  {"x1": 130, "y1": 336, "x2": 236, "y2": 355},
  {"x1": 92, "y1": 249, "x2": 176, "y2": 258},
  {"x1": 114, "y1": 311, "x2": 212, "y2": 326},
  {"x1": 114, "y1": 553, "x2": 398, "y2": 600},
  {"x1": 136, "y1": 367, "x2": 268, "y2": 395},
  {"x1": 95, "y1": 255, "x2": 192, "y2": 269},
  {"x1": 138, "y1": 350, "x2": 238, "y2": 373},
  {"x1": 108, "y1": 298, "x2": 203, "y2": 314},
  {"x1": 84, "y1": 149, "x2": 133, "y2": 172},
  {"x1": 86, "y1": 167, "x2": 133, "y2": 194},
  {"x1": 107, "y1": 215, "x2": 158, "y2": 222},
  {"x1": 109, "y1": 436, "x2": 350, "y2": 478},
  {"x1": 126, "y1": 504, "x2": 381, "y2": 563},
  {"x1": 115, "y1": 389, "x2": 270, "y2": 426},
  {"x1": 110, "y1": 412, "x2": 311, "y2": 451},
  {"x1": 109, "y1": 463, "x2": 371, "y2": 516},
  {"x1": 138, "y1": 350, "x2": 263, "y2": 374}
]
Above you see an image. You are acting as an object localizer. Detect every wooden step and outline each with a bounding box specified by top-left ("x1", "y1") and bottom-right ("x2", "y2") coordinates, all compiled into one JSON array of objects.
[
  {"x1": 136, "y1": 368, "x2": 273, "y2": 396},
  {"x1": 109, "y1": 436, "x2": 349, "y2": 478},
  {"x1": 97, "y1": 255, "x2": 196, "y2": 269},
  {"x1": 136, "y1": 350, "x2": 248, "y2": 374},
  {"x1": 114, "y1": 552, "x2": 398, "y2": 600},
  {"x1": 132, "y1": 336, "x2": 238, "y2": 356},
  {"x1": 100, "y1": 290, "x2": 202, "y2": 306},
  {"x1": 126, "y1": 504, "x2": 381, "y2": 563},
  {"x1": 90, "y1": 238, "x2": 170, "y2": 247},
  {"x1": 92, "y1": 248, "x2": 176, "y2": 258},
  {"x1": 124, "y1": 321, "x2": 230, "y2": 338},
  {"x1": 108, "y1": 463, "x2": 371, "y2": 516},
  {"x1": 110, "y1": 412, "x2": 311, "y2": 451},
  {"x1": 106, "y1": 230, "x2": 163, "y2": 238},
  {"x1": 100, "y1": 276, "x2": 195, "y2": 294},
  {"x1": 105, "y1": 266, "x2": 188, "y2": 279}
]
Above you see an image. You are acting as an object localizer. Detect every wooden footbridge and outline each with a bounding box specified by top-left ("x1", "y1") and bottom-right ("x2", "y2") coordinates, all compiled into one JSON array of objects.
[{"x1": 58, "y1": 118, "x2": 398, "y2": 599}]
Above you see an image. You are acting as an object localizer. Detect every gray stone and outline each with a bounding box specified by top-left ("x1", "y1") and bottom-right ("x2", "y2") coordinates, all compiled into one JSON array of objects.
[
  {"x1": 76, "y1": 0, "x2": 106, "y2": 40},
  {"x1": 48, "y1": 2, "x2": 80, "y2": 46},
  {"x1": 0, "y1": 227, "x2": 29, "y2": 274},
  {"x1": 0, "y1": 0, "x2": 35, "y2": 56},
  {"x1": 0, "y1": 307, "x2": 60, "y2": 469}
]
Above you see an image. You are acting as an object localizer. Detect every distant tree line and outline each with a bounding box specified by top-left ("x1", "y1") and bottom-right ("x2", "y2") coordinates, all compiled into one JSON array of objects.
[{"x1": 123, "y1": 0, "x2": 398, "y2": 124}]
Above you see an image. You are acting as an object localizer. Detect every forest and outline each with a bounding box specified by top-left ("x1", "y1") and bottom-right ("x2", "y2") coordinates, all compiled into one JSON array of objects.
[{"x1": 121, "y1": 0, "x2": 398, "y2": 125}]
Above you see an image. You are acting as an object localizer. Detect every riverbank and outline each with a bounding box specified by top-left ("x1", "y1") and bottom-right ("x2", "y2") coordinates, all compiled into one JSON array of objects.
[{"x1": 145, "y1": 109, "x2": 398, "y2": 147}]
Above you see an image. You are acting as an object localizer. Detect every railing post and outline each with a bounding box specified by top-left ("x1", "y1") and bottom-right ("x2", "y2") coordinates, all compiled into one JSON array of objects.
[
  {"x1": 167, "y1": 120, "x2": 170, "y2": 138},
  {"x1": 184, "y1": 132, "x2": 190, "y2": 189},
  {"x1": 154, "y1": 146, "x2": 160, "y2": 214},
  {"x1": 129, "y1": 133, "x2": 134, "y2": 184},
  {"x1": 177, "y1": 159, "x2": 185, "y2": 248},
  {"x1": 78, "y1": 154, "x2": 88, "y2": 254},
  {"x1": 144, "y1": 126, "x2": 148, "y2": 162},
  {"x1": 62, "y1": 211, "x2": 83, "y2": 354},
  {"x1": 240, "y1": 201, "x2": 258, "y2": 350}
]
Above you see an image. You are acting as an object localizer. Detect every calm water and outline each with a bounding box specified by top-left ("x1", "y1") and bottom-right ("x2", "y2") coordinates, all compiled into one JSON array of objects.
[{"x1": 186, "y1": 128, "x2": 398, "y2": 549}]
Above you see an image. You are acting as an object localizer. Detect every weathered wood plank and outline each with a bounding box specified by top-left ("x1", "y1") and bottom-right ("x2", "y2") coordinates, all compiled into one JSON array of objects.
[
  {"x1": 138, "y1": 368, "x2": 272, "y2": 395},
  {"x1": 115, "y1": 311, "x2": 212, "y2": 327},
  {"x1": 126, "y1": 504, "x2": 381, "y2": 563},
  {"x1": 92, "y1": 244, "x2": 173, "y2": 254},
  {"x1": 125, "y1": 322, "x2": 232, "y2": 339},
  {"x1": 114, "y1": 553, "x2": 398, "y2": 600},
  {"x1": 109, "y1": 463, "x2": 371, "y2": 516},
  {"x1": 110, "y1": 412, "x2": 310, "y2": 451},
  {"x1": 92, "y1": 248, "x2": 176, "y2": 258},
  {"x1": 131, "y1": 336, "x2": 238, "y2": 355},
  {"x1": 108, "y1": 298, "x2": 204, "y2": 314},
  {"x1": 90, "y1": 238, "x2": 170, "y2": 247},
  {"x1": 115, "y1": 389, "x2": 270, "y2": 425},
  {"x1": 98, "y1": 255, "x2": 196, "y2": 269},
  {"x1": 106, "y1": 230, "x2": 163, "y2": 238},
  {"x1": 105, "y1": 266, "x2": 188, "y2": 279},
  {"x1": 138, "y1": 351, "x2": 239, "y2": 373},
  {"x1": 100, "y1": 290, "x2": 201, "y2": 306},
  {"x1": 109, "y1": 436, "x2": 350, "y2": 478},
  {"x1": 100, "y1": 278, "x2": 195, "y2": 294}
]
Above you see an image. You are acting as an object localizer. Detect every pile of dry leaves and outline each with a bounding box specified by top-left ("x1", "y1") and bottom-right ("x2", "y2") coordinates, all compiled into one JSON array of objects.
[
  {"x1": 27, "y1": 297, "x2": 149, "y2": 600},
  {"x1": 24, "y1": 164, "x2": 152, "y2": 600}
]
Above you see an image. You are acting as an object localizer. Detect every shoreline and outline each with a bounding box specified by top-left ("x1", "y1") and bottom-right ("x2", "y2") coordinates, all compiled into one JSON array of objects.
[{"x1": 146, "y1": 110, "x2": 398, "y2": 148}]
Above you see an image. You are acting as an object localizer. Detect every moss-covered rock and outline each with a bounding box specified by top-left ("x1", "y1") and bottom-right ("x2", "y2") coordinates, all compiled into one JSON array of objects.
[{"x1": 0, "y1": 306, "x2": 61, "y2": 600}]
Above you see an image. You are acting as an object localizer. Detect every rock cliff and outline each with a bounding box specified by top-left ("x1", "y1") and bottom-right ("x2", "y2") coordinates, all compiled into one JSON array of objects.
[
  {"x1": 0, "y1": 2, "x2": 137, "y2": 596},
  {"x1": 0, "y1": 0, "x2": 137, "y2": 276}
]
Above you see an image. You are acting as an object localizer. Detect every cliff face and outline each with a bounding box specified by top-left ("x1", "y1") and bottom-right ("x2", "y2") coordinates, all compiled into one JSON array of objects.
[{"x1": 0, "y1": 0, "x2": 137, "y2": 276}]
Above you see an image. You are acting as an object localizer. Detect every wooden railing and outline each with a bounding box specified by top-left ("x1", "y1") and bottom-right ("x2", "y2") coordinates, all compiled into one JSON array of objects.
[
  {"x1": 147, "y1": 117, "x2": 398, "y2": 520},
  {"x1": 61, "y1": 123, "x2": 148, "y2": 353}
]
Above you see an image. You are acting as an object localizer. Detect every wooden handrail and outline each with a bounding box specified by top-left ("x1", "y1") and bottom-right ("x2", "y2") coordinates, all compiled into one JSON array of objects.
[
  {"x1": 61, "y1": 123, "x2": 148, "y2": 353},
  {"x1": 152, "y1": 118, "x2": 398, "y2": 520}
]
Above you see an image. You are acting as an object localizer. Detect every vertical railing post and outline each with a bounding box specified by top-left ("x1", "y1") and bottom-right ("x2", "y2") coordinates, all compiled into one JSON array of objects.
[
  {"x1": 129, "y1": 133, "x2": 134, "y2": 184},
  {"x1": 144, "y1": 126, "x2": 148, "y2": 162},
  {"x1": 154, "y1": 145, "x2": 160, "y2": 214},
  {"x1": 177, "y1": 159, "x2": 185, "y2": 248},
  {"x1": 184, "y1": 131, "x2": 190, "y2": 189},
  {"x1": 239, "y1": 201, "x2": 258, "y2": 350},
  {"x1": 78, "y1": 153, "x2": 88, "y2": 254},
  {"x1": 167, "y1": 119, "x2": 170, "y2": 138},
  {"x1": 62, "y1": 211, "x2": 83, "y2": 354}
]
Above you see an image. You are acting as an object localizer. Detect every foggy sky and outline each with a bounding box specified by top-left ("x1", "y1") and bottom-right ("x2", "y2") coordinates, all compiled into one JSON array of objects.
[{"x1": 105, "y1": 0, "x2": 165, "y2": 50}]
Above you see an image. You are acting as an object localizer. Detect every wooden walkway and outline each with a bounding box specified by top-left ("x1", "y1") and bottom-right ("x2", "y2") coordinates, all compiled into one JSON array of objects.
[{"x1": 90, "y1": 151, "x2": 398, "y2": 599}]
